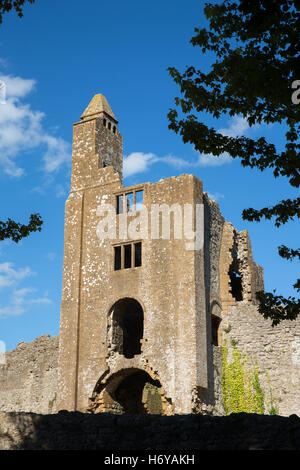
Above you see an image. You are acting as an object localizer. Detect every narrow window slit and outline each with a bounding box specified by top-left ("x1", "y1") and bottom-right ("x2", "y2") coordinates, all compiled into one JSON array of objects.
[
  {"x1": 125, "y1": 192, "x2": 134, "y2": 212},
  {"x1": 124, "y1": 244, "x2": 132, "y2": 269},
  {"x1": 211, "y1": 315, "x2": 221, "y2": 346},
  {"x1": 134, "y1": 242, "x2": 142, "y2": 267},
  {"x1": 116, "y1": 195, "x2": 124, "y2": 214},
  {"x1": 114, "y1": 246, "x2": 121, "y2": 271}
]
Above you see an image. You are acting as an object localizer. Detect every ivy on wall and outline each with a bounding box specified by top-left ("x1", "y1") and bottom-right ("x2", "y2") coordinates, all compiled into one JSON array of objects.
[{"x1": 222, "y1": 340, "x2": 265, "y2": 415}]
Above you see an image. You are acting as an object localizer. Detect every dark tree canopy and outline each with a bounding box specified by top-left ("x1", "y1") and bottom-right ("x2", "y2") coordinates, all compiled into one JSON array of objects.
[
  {"x1": 168, "y1": 0, "x2": 300, "y2": 325},
  {"x1": 0, "y1": 0, "x2": 35, "y2": 24},
  {"x1": 0, "y1": 213, "x2": 43, "y2": 243}
]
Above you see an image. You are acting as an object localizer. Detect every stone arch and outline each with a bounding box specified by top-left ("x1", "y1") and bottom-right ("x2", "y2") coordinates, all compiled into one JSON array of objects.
[
  {"x1": 107, "y1": 298, "x2": 144, "y2": 359},
  {"x1": 88, "y1": 368, "x2": 171, "y2": 415}
]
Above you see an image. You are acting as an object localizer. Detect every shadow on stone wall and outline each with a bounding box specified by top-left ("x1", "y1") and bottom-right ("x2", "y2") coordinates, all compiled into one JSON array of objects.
[{"x1": 0, "y1": 411, "x2": 299, "y2": 450}]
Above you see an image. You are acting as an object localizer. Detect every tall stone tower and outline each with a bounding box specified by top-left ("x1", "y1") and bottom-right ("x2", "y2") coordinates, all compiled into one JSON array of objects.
[{"x1": 56, "y1": 94, "x2": 209, "y2": 414}]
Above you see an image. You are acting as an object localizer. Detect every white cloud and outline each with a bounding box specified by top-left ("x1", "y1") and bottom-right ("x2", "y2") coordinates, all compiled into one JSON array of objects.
[
  {"x1": 30, "y1": 178, "x2": 69, "y2": 198},
  {"x1": 197, "y1": 152, "x2": 233, "y2": 167},
  {"x1": 2, "y1": 74, "x2": 36, "y2": 99},
  {"x1": 159, "y1": 154, "x2": 190, "y2": 168},
  {"x1": 0, "y1": 71, "x2": 71, "y2": 178},
  {"x1": 0, "y1": 287, "x2": 51, "y2": 317},
  {"x1": 42, "y1": 135, "x2": 71, "y2": 173},
  {"x1": 123, "y1": 152, "x2": 192, "y2": 178},
  {"x1": 123, "y1": 116, "x2": 255, "y2": 177},
  {"x1": 123, "y1": 152, "x2": 158, "y2": 178},
  {"x1": 0, "y1": 262, "x2": 51, "y2": 317},
  {"x1": 197, "y1": 115, "x2": 250, "y2": 167},
  {"x1": 218, "y1": 115, "x2": 250, "y2": 138},
  {"x1": 0, "y1": 262, "x2": 33, "y2": 290}
]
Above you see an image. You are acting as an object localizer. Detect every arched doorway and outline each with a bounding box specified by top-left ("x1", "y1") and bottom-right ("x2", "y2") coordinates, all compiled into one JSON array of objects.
[
  {"x1": 88, "y1": 368, "x2": 164, "y2": 415},
  {"x1": 114, "y1": 370, "x2": 162, "y2": 414},
  {"x1": 108, "y1": 298, "x2": 144, "y2": 358}
]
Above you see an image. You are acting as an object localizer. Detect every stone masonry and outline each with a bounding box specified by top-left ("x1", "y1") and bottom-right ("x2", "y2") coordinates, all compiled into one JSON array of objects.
[
  {"x1": 0, "y1": 94, "x2": 299, "y2": 418},
  {"x1": 0, "y1": 336, "x2": 58, "y2": 414}
]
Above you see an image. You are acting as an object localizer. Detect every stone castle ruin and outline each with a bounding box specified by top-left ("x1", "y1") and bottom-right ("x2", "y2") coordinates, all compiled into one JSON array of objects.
[{"x1": 0, "y1": 95, "x2": 299, "y2": 417}]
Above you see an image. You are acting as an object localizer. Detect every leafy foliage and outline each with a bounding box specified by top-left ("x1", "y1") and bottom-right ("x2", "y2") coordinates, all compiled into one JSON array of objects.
[
  {"x1": 168, "y1": 0, "x2": 300, "y2": 324},
  {"x1": 0, "y1": 213, "x2": 43, "y2": 243},
  {"x1": 222, "y1": 340, "x2": 265, "y2": 415},
  {"x1": 0, "y1": 0, "x2": 35, "y2": 24}
]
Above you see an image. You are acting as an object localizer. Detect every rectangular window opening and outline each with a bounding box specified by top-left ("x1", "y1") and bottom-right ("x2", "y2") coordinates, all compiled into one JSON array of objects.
[
  {"x1": 124, "y1": 244, "x2": 132, "y2": 269},
  {"x1": 116, "y1": 195, "x2": 124, "y2": 215},
  {"x1": 116, "y1": 189, "x2": 143, "y2": 213},
  {"x1": 135, "y1": 190, "x2": 143, "y2": 211},
  {"x1": 114, "y1": 246, "x2": 122, "y2": 270},
  {"x1": 134, "y1": 242, "x2": 142, "y2": 267},
  {"x1": 113, "y1": 242, "x2": 142, "y2": 271},
  {"x1": 125, "y1": 192, "x2": 134, "y2": 212}
]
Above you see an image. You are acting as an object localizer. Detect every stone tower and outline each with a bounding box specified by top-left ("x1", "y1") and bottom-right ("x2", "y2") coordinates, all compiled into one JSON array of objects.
[
  {"x1": 56, "y1": 94, "x2": 210, "y2": 414},
  {"x1": 57, "y1": 94, "x2": 266, "y2": 415}
]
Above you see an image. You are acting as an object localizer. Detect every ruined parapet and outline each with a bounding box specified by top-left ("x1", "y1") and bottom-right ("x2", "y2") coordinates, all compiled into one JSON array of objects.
[{"x1": 219, "y1": 222, "x2": 264, "y2": 314}]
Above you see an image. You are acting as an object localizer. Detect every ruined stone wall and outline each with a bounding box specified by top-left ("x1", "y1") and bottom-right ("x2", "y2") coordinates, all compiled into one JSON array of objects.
[
  {"x1": 219, "y1": 222, "x2": 264, "y2": 313},
  {"x1": 0, "y1": 336, "x2": 58, "y2": 414},
  {"x1": 200, "y1": 197, "x2": 298, "y2": 418},
  {"x1": 221, "y1": 305, "x2": 300, "y2": 416}
]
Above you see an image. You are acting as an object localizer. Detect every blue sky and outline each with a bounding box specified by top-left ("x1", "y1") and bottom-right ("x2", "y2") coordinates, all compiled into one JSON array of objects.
[{"x1": 0, "y1": 0, "x2": 298, "y2": 351}]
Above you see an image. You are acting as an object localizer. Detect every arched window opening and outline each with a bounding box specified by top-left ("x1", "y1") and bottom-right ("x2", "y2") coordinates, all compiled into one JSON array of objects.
[
  {"x1": 103, "y1": 118, "x2": 107, "y2": 127},
  {"x1": 211, "y1": 315, "x2": 221, "y2": 346},
  {"x1": 110, "y1": 298, "x2": 144, "y2": 358},
  {"x1": 113, "y1": 125, "x2": 116, "y2": 134},
  {"x1": 108, "y1": 122, "x2": 111, "y2": 130},
  {"x1": 228, "y1": 259, "x2": 243, "y2": 301}
]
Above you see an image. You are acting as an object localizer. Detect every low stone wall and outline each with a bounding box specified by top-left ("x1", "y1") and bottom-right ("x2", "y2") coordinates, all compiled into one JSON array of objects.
[
  {"x1": 0, "y1": 411, "x2": 299, "y2": 450},
  {"x1": 0, "y1": 335, "x2": 58, "y2": 414}
]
